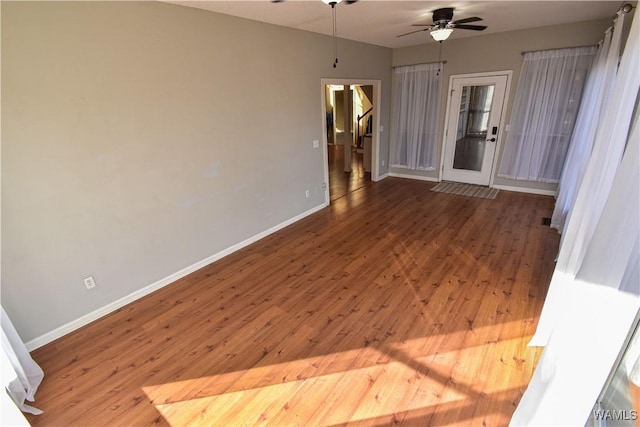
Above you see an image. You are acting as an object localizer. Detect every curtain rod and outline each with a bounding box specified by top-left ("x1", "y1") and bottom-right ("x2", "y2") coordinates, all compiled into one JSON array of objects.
[
  {"x1": 521, "y1": 44, "x2": 597, "y2": 56},
  {"x1": 521, "y1": 3, "x2": 633, "y2": 57},
  {"x1": 393, "y1": 61, "x2": 447, "y2": 68}
]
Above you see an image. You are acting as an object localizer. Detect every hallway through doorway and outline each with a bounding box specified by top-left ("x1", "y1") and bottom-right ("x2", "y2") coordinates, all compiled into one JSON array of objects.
[{"x1": 328, "y1": 145, "x2": 370, "y2": 201}]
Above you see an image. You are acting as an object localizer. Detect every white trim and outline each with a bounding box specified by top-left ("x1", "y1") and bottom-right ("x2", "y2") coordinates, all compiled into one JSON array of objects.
[
  {"x1": 321, "y1": 78, "x2": 383, "y2": 198},
  {"x1": 489, "y1": 72, "x2": 513, "y2": 188},
  {"x1": 25, "y1": 203, "x2": 327, "y2": 351},
  {"x1": 439, "y1": 70, "x2": 513, "y2": 187},
  {"x1": 446, "y1": 70, "x2": 515, "y2": 80},
  {"x1": 389, "y1": 164, "x2": 436, "y2": 172},
  {"x1": 389, "y1": 172, "x2": 439, "y2": 182},
  {"x1": 377, "y1": 173, "x2": 390, "y2": 180},
  {"x1": 493, "y1": 184, "x2": 556, "y2": 196}
]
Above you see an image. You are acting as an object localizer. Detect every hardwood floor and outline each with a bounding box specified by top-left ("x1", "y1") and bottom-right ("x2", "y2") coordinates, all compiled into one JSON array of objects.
[
  {"x1": 328, "y1": 144, "x2": 370, "y2": 201},
  {"x1": 26, "y1": 178, "x2": 559, "y2": 426}
]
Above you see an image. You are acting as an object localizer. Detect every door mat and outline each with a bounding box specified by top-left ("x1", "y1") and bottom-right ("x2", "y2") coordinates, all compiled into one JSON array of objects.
[{"x1": 431, "y1": 182, "x2": 499, "y2": 199}]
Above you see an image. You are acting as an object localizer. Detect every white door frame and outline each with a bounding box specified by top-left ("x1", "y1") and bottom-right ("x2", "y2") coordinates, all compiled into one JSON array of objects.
[
  {"x1": 320, "y1": 78, "x2": 382, "y2": 206},
  {"x1": 439, "y1": 70, "x2": 512, "y2": 187}
]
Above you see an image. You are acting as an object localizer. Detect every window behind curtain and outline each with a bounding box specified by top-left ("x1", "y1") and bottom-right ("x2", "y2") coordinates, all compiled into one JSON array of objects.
[
  {"x1": 498, "y1": 46, "x2": 597, "y2": 183},
  {"x1": 390, "y1": 63, "x2": 442, "y2": 170}
]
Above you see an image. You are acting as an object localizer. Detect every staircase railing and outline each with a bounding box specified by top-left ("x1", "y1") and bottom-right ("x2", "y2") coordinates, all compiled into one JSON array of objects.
[{"x1": 356, "y1": 107, "x2": 373, "y2": 149}]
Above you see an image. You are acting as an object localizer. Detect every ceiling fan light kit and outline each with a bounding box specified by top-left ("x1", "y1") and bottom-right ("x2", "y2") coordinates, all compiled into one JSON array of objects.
[
  {"x1": 319, "y1": 0, "x2": 361, "y2": 5},
  {"x1": 430, "y1": 27, "x2": 453, "y2": 41}
]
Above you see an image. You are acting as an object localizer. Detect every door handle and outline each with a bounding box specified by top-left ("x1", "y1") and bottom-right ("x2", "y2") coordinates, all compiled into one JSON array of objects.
[{"x1": 487, "y1": 137, "x2": 496, "y2": 142}]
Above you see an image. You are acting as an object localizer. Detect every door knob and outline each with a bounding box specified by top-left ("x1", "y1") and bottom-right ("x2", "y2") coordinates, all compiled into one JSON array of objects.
[{"x1": 487, "y1": 137, "x2": 496, "y2": 142}]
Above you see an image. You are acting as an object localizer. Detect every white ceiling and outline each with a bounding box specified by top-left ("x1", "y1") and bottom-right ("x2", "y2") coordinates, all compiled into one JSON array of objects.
[{"x1": 164, "y1": 0, "x2": 623, "y2": 48}]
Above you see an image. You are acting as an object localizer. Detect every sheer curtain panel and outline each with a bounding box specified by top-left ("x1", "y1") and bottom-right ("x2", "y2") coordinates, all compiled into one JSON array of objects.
[
  {"x1": 512, "y1": 9, "x2": 640, "y2": 425},
  {"x1": 512, "y1": 99, "x2": 640, "y2": 427},
  {"x1": 498, "y1": 46, "x2": 596, "y2": 182},
  {"x1": 390, "y1": 63, "x2": 442, "y2": 170},
  {"x1": 1, "y1": 306, "x2": 44, "y2": 415},
  {"x1": 552, "y1": 14, "x2": 624, "y2": 234},
  {"x1": 531, "y1": 9, "x2": 638, "y2": 347}
]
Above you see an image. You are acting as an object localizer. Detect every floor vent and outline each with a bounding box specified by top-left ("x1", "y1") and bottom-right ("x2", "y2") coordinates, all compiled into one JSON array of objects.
[{"x1": 541, "y1": 217, "x2": 552, "y2": 226}]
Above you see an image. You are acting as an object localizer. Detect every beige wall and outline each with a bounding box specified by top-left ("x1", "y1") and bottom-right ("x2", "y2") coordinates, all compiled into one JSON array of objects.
[
  {"x1": 1, "y1": 1, "x2": 392, "y2": 342},
  {"x1": 391, "y1": 18, "x2": 613, "y2": 191},
  {"x1": 0, "y1": 1, "x2": 620, "y2": 344}
]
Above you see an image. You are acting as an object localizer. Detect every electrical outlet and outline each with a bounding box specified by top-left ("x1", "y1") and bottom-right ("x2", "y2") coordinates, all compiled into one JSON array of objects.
[
  {"x1": 84, "y1": 276, "x2": 96, "y2": 290},
  {"x1": 382, "y1": 160, "x2": 386, "y2": 166},
  {"x1": 305, "y1": 190, "x2": 310, "y2": 198},
  {"x1": 313, "y1": 140, "x2": 319, "y2": 148}
]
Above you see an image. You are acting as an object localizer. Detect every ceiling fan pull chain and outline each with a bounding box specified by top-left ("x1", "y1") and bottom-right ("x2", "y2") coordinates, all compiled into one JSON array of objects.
[
  {"x1": 437, "y1": 41, "x2": 442, "y2": 75},
  {"x1": 333, "y1": 3, "x2": 339, "y2": 67}
]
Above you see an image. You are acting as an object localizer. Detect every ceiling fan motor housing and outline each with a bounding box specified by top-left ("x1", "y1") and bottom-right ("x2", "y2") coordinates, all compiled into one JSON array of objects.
[{"x1": 433, "y1": 7, "x2": 454, "y2": 26}]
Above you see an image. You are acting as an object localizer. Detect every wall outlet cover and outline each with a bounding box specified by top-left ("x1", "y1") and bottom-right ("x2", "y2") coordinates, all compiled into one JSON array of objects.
[{"x1": 84, "y1": 276, "x2": 96, "y2": 290}]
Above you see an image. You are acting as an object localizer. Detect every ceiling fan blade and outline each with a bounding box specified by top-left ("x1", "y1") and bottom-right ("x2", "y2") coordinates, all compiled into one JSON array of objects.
[
  {"x1": 411, "y1": 23, "x2": 435, "y2": 27},
  {"x1": 397, "y1": 28, "x2": 430, "y2": 38},
  {"x1": 451, "y1": 17, "x2": 483, "y2": 25},
  {"x1": 454, "y1": 24, "x2": 487, "y2": 31},
  {"x1": 345, "y1": 0, "x2": 359, "y2": 4}
]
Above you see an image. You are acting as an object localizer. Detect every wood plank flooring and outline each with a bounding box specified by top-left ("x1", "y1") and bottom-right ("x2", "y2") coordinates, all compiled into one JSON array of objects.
[
  {"x1": 26, "y1": 178, "x2": 559, "y2": 426},
  {"x1": 328, "y1": 144, "x2": 370, "y2": 202}
]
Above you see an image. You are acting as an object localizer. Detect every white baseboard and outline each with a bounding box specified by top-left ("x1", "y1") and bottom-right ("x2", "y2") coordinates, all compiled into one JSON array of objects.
[
  {"x1": 386, "y1": 175, "x2": 556, "y2": 196},
  {"x1": 25, "y1": 203, "x2": 327, "y2": 351},
  {"x1": 492, "y1": 184, "x2": 556, "y2": 196},
  {"x1": 389, "y1": 172, "x2": 439, "y2": 182}
]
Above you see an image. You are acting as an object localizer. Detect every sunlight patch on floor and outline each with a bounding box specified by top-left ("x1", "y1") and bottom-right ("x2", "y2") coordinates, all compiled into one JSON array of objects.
[{"x1": 142, "y1": 333, "x2": 538, "y2": 426}]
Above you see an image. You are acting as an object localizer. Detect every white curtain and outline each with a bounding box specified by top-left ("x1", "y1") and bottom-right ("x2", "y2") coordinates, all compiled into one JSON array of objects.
[
  {"x1": 390, "y1": 62, "x2": 441, "y2": 170},
  {"x1": 498, "y1": 46, "x2": 597, "y2": 182},
  {"x1": 512, "y1": 100, "x2": 639, "y2": 427},
  {"x1": 1, "y1": 306, "x2": 44, "y2": 416},
  {"x1": 530, "y1": 4, "x2": 637, "y2": 356},
  {"x1": 512, "y1": 9, "x2": 640, "y2": 426},
  {"x1": 551, "y1": 16, "x2": 623, "y2": 234}
]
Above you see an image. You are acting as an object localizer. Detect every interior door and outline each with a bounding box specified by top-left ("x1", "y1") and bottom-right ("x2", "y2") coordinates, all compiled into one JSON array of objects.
[{"x1": 442, "y1": 74, "x2": 509, "y2": 186}]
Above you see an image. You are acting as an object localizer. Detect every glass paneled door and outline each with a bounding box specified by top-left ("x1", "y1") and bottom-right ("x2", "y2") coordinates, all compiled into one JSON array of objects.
[{"x1": 442, "y1": 73, "x2": 510, "y2": 186}]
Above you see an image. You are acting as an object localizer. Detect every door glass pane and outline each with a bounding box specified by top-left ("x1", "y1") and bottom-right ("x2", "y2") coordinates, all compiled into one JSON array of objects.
[{"x1": 453, "y1": 85, "x2": 495, "y2": 171}]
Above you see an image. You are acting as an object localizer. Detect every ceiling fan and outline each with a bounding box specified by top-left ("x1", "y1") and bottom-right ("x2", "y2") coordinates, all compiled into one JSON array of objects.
[
  {"x1": 271, "y1": 0, "x2": 358, "y2": 4},
  {"x1": 272, "y1": 0, "x2": 359, "y2": 67},
  {"x1": 398, "y1": 7, "x2": 487, "y2": 42}
]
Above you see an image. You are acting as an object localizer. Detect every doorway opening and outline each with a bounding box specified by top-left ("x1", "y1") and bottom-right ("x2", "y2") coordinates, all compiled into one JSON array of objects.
[
  {"x1": 321, "y1": 79, "x2": 381, "y2": 205},
  {"x1": 326, "y1": 84, "x2": 372, "y2": 201}
]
